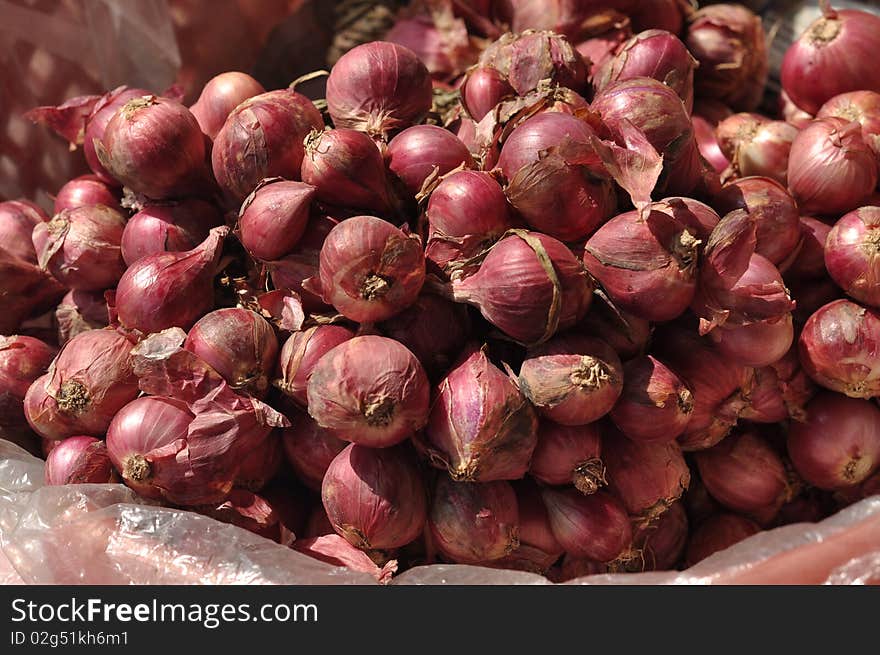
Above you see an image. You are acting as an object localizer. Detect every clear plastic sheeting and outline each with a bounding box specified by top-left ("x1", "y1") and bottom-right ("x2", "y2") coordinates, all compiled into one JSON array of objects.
[{"x1": 1, "y1": 439, "x2": 879, "y2": 585}]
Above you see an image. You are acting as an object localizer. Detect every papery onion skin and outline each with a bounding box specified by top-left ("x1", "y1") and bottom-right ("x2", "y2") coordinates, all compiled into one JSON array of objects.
[
  {"x1": 237, "y1": 180, "x2": 315, "y2": 262},
  {"x1": 326, "y1": 42, "x2": 433, "y2": 138},
  {"x1": 309, "y1": 216, "x2": 425, "y2": 323},
  {"x1": 387, "y1": 125, "x2": 475, "y2": 198},
  {"x1": 121, "y1": 199, "x2": 220, "y2": 266},
  {"x1": 709, "y1": 314, "x2": 795, "y2": 369},
  {"x1": 425, "y1": 345, "x2": 537, "y2": 482},
  {"x1": 817, "y1": 91, "x2": 880, "y2": 162},
  {"x1": 716, "y1": 113, "x2": 768, "y2": 161},
  {"x1": 184, "y1": 308, "x2": 279, "y2": 398},
  {"x1": 693, "y1": 113, "x2": 730, "y2": 174},
  {"x1": 781, "y1": 8, "x2": 880, "y2": 116},
  {"x1": 322, "y1": 443, "x2": 427, "y2": 551},
  {"x1": 684, "y1": 513, "x2": 760, "y2": 566},
  {"x1": 787, "y1": 117, "x2": 878, "y2": 217},
  {"x1": 281, "y1": 407, "x2": 347, "y2": 492},
  {"x1": 461, "y1": 66, "x2": 514, "y2": 121},
  {"x1": 44, "y1": 435, "x2": 117, "y2": 486},
  {"x1": 384, "y1": 15, "x2": 477, "y2": 79},
  {"x1": 276, "y1": 325, "x2": 355, "y2": 407},
  {"x1": 824, "y1": 206, "x2": 880, "y2": 308},
  {"x1": 55, "y1": 290, "x2": 109, "y2": 346},
  {"x1": 788, "y1": 392, "x2": 880, "y2": 490},
  {"x1": 740, "y1": 348, "x2": 815, "y2": 424},
  {"x1": 190, "y1": 71, "x2": 266, "y2": 139},
  {"x1": 306, "y1": 335, "x2": 430, "y2": 448},
  {"x1": 542, "y1": 488, "x2": 632, "y2": 563},
  {"x1": 519, "y1": 334, "x2": 623, "y2": 426},
  {"x1": 0, "y1": 200, "x2": 48, "y2": 264},
  {"x1": 610, "y1": 356, "x2": 693, "y2": 443},
  {"x1": 529, "y1": 420, "x2": 604, "y2": 494},
  {"x1": 798, "y1": 299, "x2": 880, "y2": 399},
  {"x1": 54, "y1": 175, "x2": 122, "y2": 214},
  {"x1": 0, "y1": 336, "x2": 56, "y2": 430},
  {"x1": 429, "y1": 477, "x2": 519, "y2": 564},
  {"x1": 731, "y1": 121, "x2": 799, "y2": 186}
]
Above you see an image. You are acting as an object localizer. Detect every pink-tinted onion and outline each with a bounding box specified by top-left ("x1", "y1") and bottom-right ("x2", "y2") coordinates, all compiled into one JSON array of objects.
[
  {"x1": 44, "y1": 435, "x2": 117, "y2": 486},
  {"x1": 716, "y1": 112, "x2": 768, "y2": 161},
  {"x1": 824, "y1": 206, "x2": 880, "y2": 308},
  {"x1": 685, "y1": 513, "x2": 760, "y2": 566},
  {"x1": 731, "y1": 121, "x2": 799, "y2": 186},
  {"x1": 785, "y1": 216, "x2": 831, "y2": 283},
  {"x1": 0, "y1": 335, "x2": 55, "y2": 429},
  {"x1": 121, "y1": 198, "x2": 220, "y2": 266},
  {"x1": 197, "y1": 489, "x2": 284, "y2": 542},
  {"x1": 529, "y1": 421, "x2": 604, "y2": 494},
  {"x1": 237, "y1": 180, "x2": 315, "y2": 262},
  {"x1": 189, "y1": 71, "x2": 266, "y2": 139},
  {"x1": 0, "y1": 200, "x2": 48, "y2": 265},
  {"x1": 741, "y1": 348, "x2": 815, "y2": 423},
  {"x1": 276, "y1": 325, "x2": 355, "y2": 407},
  {"x1": 387, "y1": 125, "x2": 474, "y2": 198},
  {"x1": 708, "y1": 314, "x2": 794, "y2": 368},
  {"x1": 817, "y1": 90, "x2": 880, "y2": 162},
  {"x1": 385, "y1": 15, "x2": 478, "y2": 79},
  {"x1": 281, "y1": 407, "x2": 347, "y2": 492},
  {"x1": 693, "y1": 113, "x2": 730, "y2": 174},
  {"x1": 574, "y1": 10, "x2": 633, "y2": 78},
  {"x1": 542, "y1": 488, "x2": 632, "y2": 563},
  {"x1": 460, "y1": 66, "x2": 514, "y2": 121},
  {"x1": 82, "y1": 87, "x2": 151, "y2": 184},
  {"x1": 53, "y1": 175, "x2": 122, "y2": 214}
]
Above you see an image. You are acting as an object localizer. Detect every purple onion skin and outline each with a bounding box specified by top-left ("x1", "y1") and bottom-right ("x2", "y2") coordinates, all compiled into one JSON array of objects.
[
  {"x1": 824, "y1": 207, "x2": 880, "y2": 309},
  {"x1": 0, "y1": 200, "x2": 47, "y2": 264},
  {"x1": 237, "y1": 180, "x2": 315, "y2": 262},
  {"x1": 54, "y1": 175, "x2": 122, "y2": 214},
  {"x1": 121, "y1": 199, "x2": 221, "y2": 266},
  {"x1": 387, "y1": 125, "x2": 475, "y2": 198}
]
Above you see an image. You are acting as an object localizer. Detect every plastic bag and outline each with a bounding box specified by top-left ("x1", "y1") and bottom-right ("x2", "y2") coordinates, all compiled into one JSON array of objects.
[{"x1": 2, "y1": 439, "x2": 878, "y2": 585}]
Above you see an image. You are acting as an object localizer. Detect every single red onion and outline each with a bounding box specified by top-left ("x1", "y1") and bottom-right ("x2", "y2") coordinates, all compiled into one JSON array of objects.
[
  {"x1": 121, "y1": 198, "x2": 220, "y2": 266},
  {"x1": 24, "y1": 329, "x2": 138, "y2": 440},
  {"x1": 460, "y1": 66, "x2": 514, "y2": 121},
  {"x1": 498, "y1": 112, "x2": 616, "y2": 242},
  {"x1": 449, "y1": 231, "x2": 593, "y2": 345},
  {"x1": 696, "y1": 429, "x2": 790, "y2": 513},
  {"x1": 429, "y1": 477, "x2": 519, "y2": 564},
  {"x1": 542, "y1": 489, "x2": 632, "y2": 563},
  {"x1": 184, "y1": 308, "x2": 279, "y2": 398},
  {"x1": 529, "y1": 421, "x2": 604, "y2": 494},
  {"x1": 817, "y1": 91, "x2": 880, "y2": 162},
  {"x1": 0, "y1": 200, "x2": 48, "y2": 264},
  {"x1": 519, "y1": 334, "x2": 623, "y2": 426},
  {"x1": 32, "y1": 205, "x2": 126, "y2": 291},
  {"x1": 785, "y1": 216, "x2": 831, "y2": 283},
  {"x1": 322, "y1": 443, "x2": 426, "y2": 551},
  {"x1": 237, "y1": 180, "x2": 315, "y2": 262},
  {"x1": 234, "y1": 432, "x2": 282, "y2": 492},
  {"x1": 189, "y1": 71, "x2": 266, "y2": 139},
  {"x1": 281, "y1": 407, "x2": 347, "y2": 492},
  {"x1": 44, "y1": 435, "x2": 117, "y2": 486},
  {"x1": 307, "y1": 335, "x2": 430, "y2": 447},
  {"x1": 693, "y1": 113, "x2": 731, "y2": 174},
  {"x1": 0, "y1": 335, "x2": 55, "y2": 430},
  {"x1": 684, "y1": 513, "x2": 760, "y2": 566},
  {"x1": 788, "y1": 392, "x2": 880, "y2": 490},
  {"x1": 378, "y1": 294, "x2": 471, "y2": 378},
  {"x1": 781, "y1": 4, "x2": 880, "y2": 116},
  {"x1": 267, "y1": 214, "x2": 338, "y2": 313},
  {"x1": 577, "y1": 297, "x2": 651, "y2": 361},
  {"x1": 685, "y1": 4, "x2": 768, "y2": 111},
  {"x1": 387, "y1": 125, "x2": 475, "y2": 198},
  {"x1": 115, "y1": 227, "x2": 228, "y2": 335},
  {"x1": 326, "y1": 42, "x2": 432, "y2": 138},
  {"x1": 716, "y1": 113, "x2": 768, "y2": 161},
  {"x1": 54, "y1": 175, "x2": 122, "y2": 214},
  {"x1": 305, "y1": 216, "x2": 424, "y2": 323},
  {"x1": 583, "y1": 208, "x2": 701, "y2": 322},
  {"x1": 603, "y1": 429, "x2": 691, "y2": 525},
  {"x1": 55, "y1": 290, "x2": 109, "y2": 346},
  {"x1": 276, "y1": 325, "x2": 355, "y2": 407},
  {"x1": 212, "y1": 89, "x2": 324, "y2": 205},
  {"x1": 611, "y1": 355, "x2": 693, "y2": 443},
  {"x1": 787, "y1": 117, "x2": 878, "y2": 217},
  {"x1": 82, "y1": 87, "x2": 151, "y2": 184},
  {"x1": 708, "y1": 314, "x2": 795, "y2": 369},
  {"x1": 632, "y1": 501, "x2": 688, "y2": 571},
  {"x1": 425, "y1": 345, "x2": 537, "y2": 482},
  {"x1": 798, "y1": 299, "x2": 880, "y2": 399},
  {"x1": 731, "y1": 121, "x2": 799, "y2": 186},
  {"x1": 595, "y1": 30, "x2": 697, "y2": 113},
  {"x1": 95, "y1": 96, "x2": 211, "y2": 199},
  {"x1": 824, "y1": 207, "x2": 880, "y2": 308},
  {"x1": 741, "y1": 348, "x2": 815, "y2": 423}
]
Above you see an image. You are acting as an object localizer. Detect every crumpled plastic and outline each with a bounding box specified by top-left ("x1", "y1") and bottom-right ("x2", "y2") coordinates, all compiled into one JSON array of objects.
[{"x1": 2, "y1": 438, "x2": 879, "y2": 585}]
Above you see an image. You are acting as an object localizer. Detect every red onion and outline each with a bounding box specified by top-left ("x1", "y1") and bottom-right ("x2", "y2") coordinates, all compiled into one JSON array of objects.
[
  {"x1": 577, "y1": 297, "x2": 651, "y2": 361},
  {"x1": 529, "y1": 421, "x2": 604, "y2": 494},
  {"x1": 824, "y1": 207, "x2": 880, "y2": 308},
  {"x1": 24, "y1": 329, "x2": 138, "y2": 440},
  {"x1": 267, "y1": 214, "x2": 338, "y2": 313},
  {"x1": 387, "y1": 125, "x2": 475, "y2": 198},
  {"x1": 708, "y1": 314, "x2": 795, "y2": 368},
  {"x1": 542, "y1": 489, "x2": 632, "y2": 563},
  {"x1": 611, "y1": 356, "x2": 693, "y2": 443},
  {"x1": 121, "y1": 199, "x2": 220, "y2": 266},
  {"x1": 712, "y1": 177, "x2": 801, "y2": 267},
  {"x1": 184, "y1": 308, "x2": 278, "y2": 398},
  {"x1": 449, "y1": 231, "x2": 592, "y2": 345},
  {"x1": 44, "y1": 435, "x2": 117, "y2": 486},
  {"x1": 788, "y1": 392, "x2": 880, "y2": 490},
  {"x1": 781, "y1": 4, "x2": 880, "y2": 116},
  {"x1": 695, "y1": 429, "x2": 790, "y2": 513},
  {"x1": 460, "y1": 66, "x2": 514, "y2": 121},
  {"x1": 693, "y1": 113, "x2": 731, "y2": 175},
  {"x1": 716, "y1": 113, "x2": 768, "y2": 160},
  {"x1": 33, "y1": 205, "x2": 126, "y2": 291},
  {"x1": 428, "y1": 477, "x2": 519, "y2": 564},
  {"x1": 785, "y1": 216, "x2": 832, "y2": 283},
  {"x1": 731, "y1": 121, "x2": 799, "y2": 186},
  {"x1": 55, "y1": 290, "x2": 109, "y2": 346},
  {"x1": 685, "y1": 4, "x2": 768, "y2": 111},
  {"x1": 632, "y1": 501, "x2": 688, "y2": 571},
  {"x1": 498, "y1": 112, "x2": 616, "y2": 242},
  {"x1": 378, "y1": 294, "x2": 471, "y2": 378},
  {"x1": 81, "y1": 87, "x2": 151, "y2": 184},
  {"x1": 0, "y1": 335, "x2": 55, "y2": 430},
  {"x1": 0, "y1": 200, "x2": 47, "y2": 265},
  {"x1": 326, "y1": 42, "x2": 432, "y2": 138},
  {"x1": 603, "y1": 430, "x2": 691, "y2": 525},
  {"x1": 189, "y1": 71, "x2": 266, "y2": 139},
  {"x1": 583, "y1": 208, "x2": 701, "y2": 322},
  {"x1": 115, "y1": 227, "x2": 228, "y2": 335},
  {"x1": 305, "y1": 216, "x2": 424, "y2": 322},
  {"x1": 54, "y1": 175, "x2": 122, "y2": 214},
  {"x1": 817, "y1": 91, "x2": 880, "y2": 163},
  {"x1": 385, "y1": 14, "x2": 478, "y2": 79},
  {"x1": 95, "y1": 96, "x2": 211, "y2": 200},
  {"x1": 237, "y1": 180, "x2": 315, "y2": 262},
  {"x1": 281, "y1": 408, "x2": 347, "y2": 491},
  {"x1": 741, "y1": 349, "x2": 815, "y2": 423},
  {"x1": 212, "y1": 90, "x2": 324, "y2": 205},
  {"x1": 425, "y1": 345, "x2": 537, "y2": 482},
  {"x1": 798, "y1": 299, "x2": 880, "y2": 399},
  {"x1": 595, "y1": 30, "x2": 697, "y2": 113},
  {"x1": 276, "y1": 325, "x2": 355, "y2": 407},
  {"x1": 234, "y1": 432, "x2": 282, "y2": 492},
  {"x1": 307, "y1": 335, "x2": 430, "y2": 447},
  {"x1": 685, "y1": 513, "x2": 760, "y2": 566},
  {"x1": 787, "y1": 117, "x2": 877, "y2": 217},
  {"x1": 322, "y1": 443, "x2": 426, "y2": 551},
  {"x1": 519, "y1": 334, "x2": 623, "y2": 426}
]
